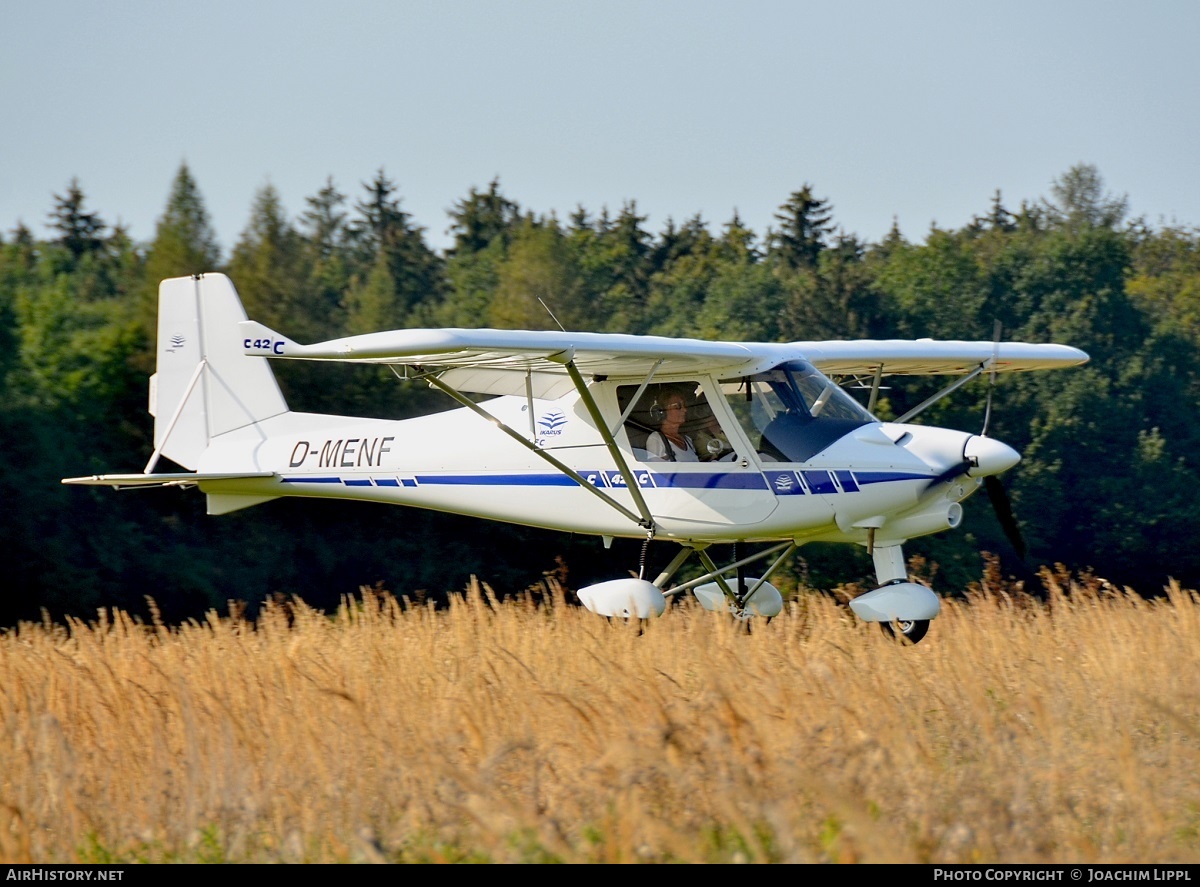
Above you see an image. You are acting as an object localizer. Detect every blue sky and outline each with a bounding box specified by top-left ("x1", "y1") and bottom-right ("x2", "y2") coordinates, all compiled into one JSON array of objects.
[{"x1": 2, "y1": 0, "x2": 1197, "y2": 257}]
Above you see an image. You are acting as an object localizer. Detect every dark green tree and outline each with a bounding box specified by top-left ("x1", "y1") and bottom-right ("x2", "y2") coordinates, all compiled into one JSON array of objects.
[
  {"x1": 342, "y1": 253, "x2": 399, "y2": 335},
  {"x1": 301, "y1": 177, "x2": 349, "y2": 261},
  {"x1": 226, "y1": 183, "x2": 335, "y2": 414},
  {"x1": 298, "y1": 177, "x2": 351, "y2": 339},
  {"x1": 1043, "y1": 163, "x2": 1129, "y2": 231},
  {"x1": 780, "y1": 232, "x2": 881, "y2": 341},
  {"x1": 435, "y1": 179, "x2": 521, "y2": 327},
  {"x1": 646, "y1": 214, "x2": 712, "y2": 276},
  {"x1": 642, "y1": 215, "x2": 719, "y2": 335},
  {"x1": 436, "y1": 237, "x2": 505, "y2": 328},
  {"x1": 144, "y1": 163, "x2": 222, "y2": 280},
  {"x1": 228, "y1": 183, "x2": 308, "y2": 333},
  {"x1": 694, "y1": 261, "x2": 787, "y2": 341},
  {"x1": 874, "y1": 227, "x2": 989, "y2": 339},
  {"x1": 767, "y1": 185, "x2": 834, "y2": 270},
  {"x1": 567, "y1": 201, "x2": 653, "y2": 332},
  {"x1": 487, "y1": 215, "x2": 586, "y2": 330},
  {"x1": 447, "y1": 177, "x2": 520, "y2": 257},
  {"x1": 969, "y1": 190, "x2": 1017, "y2": 234},
  {"x1": 346, "y1": 170, "x2": 443, "y2": 322},
  {"x1": 48, "y1": 178, "x2": 107, "y2": 263},
  {"x1": 716, "y1": 210, "x2": 762, "y2": 264}
]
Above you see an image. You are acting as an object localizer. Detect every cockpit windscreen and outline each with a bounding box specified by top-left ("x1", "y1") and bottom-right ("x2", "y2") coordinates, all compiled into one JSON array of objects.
[{"x1": 721, "y1": 361, "x2": 876, "y2": 462}]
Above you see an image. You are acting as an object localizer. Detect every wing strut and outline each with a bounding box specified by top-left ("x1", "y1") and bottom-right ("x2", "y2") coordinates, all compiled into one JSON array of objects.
[
  {"x1": 867, "y1": 364, "x2": 884, "y2": 414},
  {"x1": 424, "y1": 369, "x2": 657, "y2": 532},
  {"x1": 894, "y1": 361, "x2": 991, "y2": 424},
  {"x1": 609, "y1": 359, "x2": 663, "y2": 436},
  {"x1": 556, "y1": 355, "x2": 658, "y2": 532}
]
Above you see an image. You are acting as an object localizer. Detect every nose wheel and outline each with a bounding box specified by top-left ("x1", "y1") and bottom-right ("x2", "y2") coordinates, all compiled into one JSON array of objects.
[{"x1": 879, "y1": 618, "x2": 930, "y2": 644}]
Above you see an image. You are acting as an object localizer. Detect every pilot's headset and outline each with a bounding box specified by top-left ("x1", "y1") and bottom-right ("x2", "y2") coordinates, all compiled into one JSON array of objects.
[
  {"x1": 649, "y1": 387, "x2": 678, "y2": 424},
  {"x1": 648, "y1": 386, "x2": 669, "y2": 424}
]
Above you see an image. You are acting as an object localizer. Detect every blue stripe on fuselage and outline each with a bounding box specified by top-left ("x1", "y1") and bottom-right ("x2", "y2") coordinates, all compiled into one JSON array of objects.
[
  {"x1": 802, "y1": 470, "x2": 838, "y2": 494},
  {"x1": 852, "y1": 471, "x2": 929, "y2": 486},
  {"x1": 277, "y1": 469, "x2": 928, "y2": 491},
  {"x1": 416, "y1": 474, "x2": 577, "y2": 486},
  {"x1": 280, "y1": 471, "x2": 767, "y2": 490},
  {"x1": 650, "y1": 472, "x2": 768, "y2": 490}
]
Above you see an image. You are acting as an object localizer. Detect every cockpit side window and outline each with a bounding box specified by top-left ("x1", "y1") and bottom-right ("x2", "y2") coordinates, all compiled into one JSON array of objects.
[
  {"x1": 617, "y1": 380, "x2": 737, "y2": 464},
  {"x1": 721, "y1": 361, "x2": 875, "y2": 462}
]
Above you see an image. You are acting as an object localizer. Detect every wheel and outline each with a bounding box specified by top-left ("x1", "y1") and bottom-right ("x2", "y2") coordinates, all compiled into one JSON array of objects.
[{"x1": 879, "y1": 618, "x2": 930, "y2": 644}]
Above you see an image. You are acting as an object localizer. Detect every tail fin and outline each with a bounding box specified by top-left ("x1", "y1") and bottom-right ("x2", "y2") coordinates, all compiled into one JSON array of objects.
[{"x1": 149, "y1": 273, "x2": 289, "y2": 470}]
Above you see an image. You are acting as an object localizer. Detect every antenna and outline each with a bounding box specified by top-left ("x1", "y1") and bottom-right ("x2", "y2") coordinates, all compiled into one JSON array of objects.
[{"x1": 537, "y1": 296, "x2": 567, "y2": 332}]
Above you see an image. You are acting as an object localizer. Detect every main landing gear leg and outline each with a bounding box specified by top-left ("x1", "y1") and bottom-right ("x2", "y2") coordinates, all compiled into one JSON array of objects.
[
  {"x1": 660, "y1": 542, "x2": 794, "y2": 620},
  {"x1": 872, "y1": 545, "x2": 908, "y2": 585},
  {"x1": 866, "y1": 544, "x2": 932, "y2": 644},
  {"x1": 652, "y1": 545, "x2": 696, "y2": 589}
]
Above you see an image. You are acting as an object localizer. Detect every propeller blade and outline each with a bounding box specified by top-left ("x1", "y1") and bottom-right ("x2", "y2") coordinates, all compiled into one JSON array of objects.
[
  {"x1": 981, "y1": 320, "x2": 1002, "y2": 436},
  {"x1": 984, "y1": 474, "x2": 1026, "y2": 559},
  {"x1": 925, "y1": 458, "x2": 972, "y2": 490}
]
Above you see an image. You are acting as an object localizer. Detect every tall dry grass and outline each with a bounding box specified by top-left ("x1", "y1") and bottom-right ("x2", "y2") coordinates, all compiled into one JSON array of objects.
[{"x1": 2, "y1": 567, "x2": 1199, "y2": 864}]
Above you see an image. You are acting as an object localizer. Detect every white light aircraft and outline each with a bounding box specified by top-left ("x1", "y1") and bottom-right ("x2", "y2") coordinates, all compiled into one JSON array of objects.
[{"x1": 64, "y1": 273, "x2": 1088, "y2": 643}]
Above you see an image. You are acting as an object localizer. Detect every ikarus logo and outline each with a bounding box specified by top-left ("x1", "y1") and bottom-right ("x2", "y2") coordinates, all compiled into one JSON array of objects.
[
  {"x1": 771, "y1": 472, "x2": 806, "y2": 495},
  {"x1": 535, "y1": 411, "x2": 567, "y2": 447}
]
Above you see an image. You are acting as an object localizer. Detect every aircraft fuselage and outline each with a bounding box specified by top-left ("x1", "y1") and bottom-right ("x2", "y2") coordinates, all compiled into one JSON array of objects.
[{"x1": 195, "y1": 376, "x2": 986, "y2": 548}]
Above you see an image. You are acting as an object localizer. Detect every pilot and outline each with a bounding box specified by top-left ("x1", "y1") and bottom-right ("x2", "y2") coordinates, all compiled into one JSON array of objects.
[{"x1": 645, "y1": 389, "x2": 700, "y2": 462}]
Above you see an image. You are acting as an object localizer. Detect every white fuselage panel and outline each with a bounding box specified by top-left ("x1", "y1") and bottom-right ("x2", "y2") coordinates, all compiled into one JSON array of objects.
[{"x1": 195, "y1": 387, "x2": 965, "y2": 544}]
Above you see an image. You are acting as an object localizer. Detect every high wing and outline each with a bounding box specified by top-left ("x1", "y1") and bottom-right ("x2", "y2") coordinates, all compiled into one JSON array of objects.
[
  {"x1": 240, "y1": 321, "x2": 1088, "y2": 396},
  {"x1": 795, "y1": 339, "x2": 1089, "y2": 378},
  {"x1": 241, "y1": 323, "x2": 765, "y2": 397}
]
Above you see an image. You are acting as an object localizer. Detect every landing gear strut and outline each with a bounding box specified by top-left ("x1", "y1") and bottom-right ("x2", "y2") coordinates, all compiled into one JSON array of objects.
[{"x1": 845, "y1": 544, "x2": 940, "y2": 644}]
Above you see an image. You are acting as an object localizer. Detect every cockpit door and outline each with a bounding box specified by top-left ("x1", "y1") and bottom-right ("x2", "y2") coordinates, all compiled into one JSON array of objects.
[{"x1": 610, "y1": 377, "x2": 777, "y2": 527}]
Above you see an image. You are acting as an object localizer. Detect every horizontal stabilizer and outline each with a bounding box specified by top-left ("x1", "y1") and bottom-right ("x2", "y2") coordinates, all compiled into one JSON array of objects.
[{"x1": 62, "y1": 472, "x2": 276, "y2": 490}]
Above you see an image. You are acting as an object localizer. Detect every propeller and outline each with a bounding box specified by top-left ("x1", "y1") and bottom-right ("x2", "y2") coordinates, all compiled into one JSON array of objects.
[
  {"x1": 921, "y1": 320, "x2": 1029, "y2": 564},
  {"x1": 977, "y1": 321, "x2": 1028, "y2": 560},
  {"x1": 923, "y1": 451, "x2": 1032, "y2": 582},
  {"x1": 924, "y1": 435, "x2": 1019, "y2": 490},
  {"x1": 980, "y1": 320, "x2": 1002, "y2": 436},
  {"x1": 925, "y1": 455, "x2": 973, "y2": 489},
  {"x1": 983, "y1": 474, "x2": 1026, "y2": 559}
]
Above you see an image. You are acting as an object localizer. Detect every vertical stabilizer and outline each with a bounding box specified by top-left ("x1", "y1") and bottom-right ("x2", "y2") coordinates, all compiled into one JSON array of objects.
[{"x1": 150, "y1": 274, "x2": 289, "y2": 470}]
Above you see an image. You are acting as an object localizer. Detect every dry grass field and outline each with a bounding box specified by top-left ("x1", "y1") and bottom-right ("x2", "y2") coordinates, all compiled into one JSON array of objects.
[{"x1": 2, "y1": 564, "x2": 1199, "y2": 864}]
